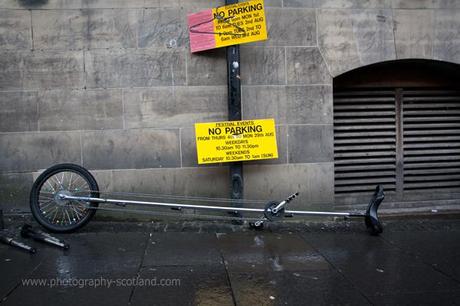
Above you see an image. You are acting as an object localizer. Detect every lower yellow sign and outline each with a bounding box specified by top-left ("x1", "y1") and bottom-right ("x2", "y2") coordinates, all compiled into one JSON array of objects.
[{"x1": 195, "y1": 119, "x2": 278, "y2": 164}]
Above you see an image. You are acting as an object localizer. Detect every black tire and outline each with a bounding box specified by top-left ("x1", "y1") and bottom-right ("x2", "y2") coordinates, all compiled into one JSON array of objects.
[{"x1": 30, "y1": 163, "x2": 99, "y2": 233}]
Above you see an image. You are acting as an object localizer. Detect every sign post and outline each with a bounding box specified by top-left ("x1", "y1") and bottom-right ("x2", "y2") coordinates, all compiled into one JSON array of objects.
[
  {"x1": 226, "y1": 0, "x2": 243, "y2": 219},
  {"x1": 188, "y1": 0, "x2": 269, "y2": 219},
  {"x1": 0, "y1": 209, "x2": 4, "y2": 230}
]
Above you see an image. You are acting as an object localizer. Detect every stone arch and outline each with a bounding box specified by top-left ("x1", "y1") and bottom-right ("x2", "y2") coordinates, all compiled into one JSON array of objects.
[{"x1": 332, "y1": 59, "x2": 460, "y2": 210}]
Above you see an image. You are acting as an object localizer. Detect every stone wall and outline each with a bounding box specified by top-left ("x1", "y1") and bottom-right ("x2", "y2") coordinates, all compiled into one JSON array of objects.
[{"x1": 0, "y1": 0, "x2": 459, "y2": 213}]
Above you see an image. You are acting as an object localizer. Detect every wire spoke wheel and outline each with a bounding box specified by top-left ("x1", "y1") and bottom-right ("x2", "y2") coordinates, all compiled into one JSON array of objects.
[{"x1": 30, "y1": 164, "x2": 99, "y2": 232}]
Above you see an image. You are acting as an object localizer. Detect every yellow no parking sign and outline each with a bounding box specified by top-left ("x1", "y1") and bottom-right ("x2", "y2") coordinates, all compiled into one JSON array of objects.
[
  {"x1": 195, "y1": 119, "x2": 278, "y2": 164},
  {"x1": 188, "y1": 0, "x2": 268, "y2": 53}
]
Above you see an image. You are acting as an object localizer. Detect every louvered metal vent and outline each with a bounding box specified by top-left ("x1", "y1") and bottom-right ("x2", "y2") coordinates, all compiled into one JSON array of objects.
[
  {"x1": 403, "y1": 90, "x2": 460, "y2": 191},
  {"x1": 333, "y1": 90, "x2": 397, "y2": 194},
  {"x1": 334, "y1": 88, "x2": 460, "y2": 199}
]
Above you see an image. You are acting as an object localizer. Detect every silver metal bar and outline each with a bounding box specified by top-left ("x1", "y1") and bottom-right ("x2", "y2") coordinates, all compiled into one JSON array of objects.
[
  {"x1": 43, "y1": 237, "x2": 69, "y2": 249},
  {"x1": 63, "y1": 195, "x2": 365, "y2": 218},
  {"x1": 284, "y1": 210, "x2": 361, "y2": 217},
  {"x1": 63, "y1": 195, "x2": 265, "y2": 213}
]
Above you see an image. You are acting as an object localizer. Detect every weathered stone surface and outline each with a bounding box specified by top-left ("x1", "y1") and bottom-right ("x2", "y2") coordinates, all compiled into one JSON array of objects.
[
  {"x1": 0, "y1": 52, "x2": 23, "y2": 89},
  {"x1": 0, "y1": 9, "x2": 31, "y2": 49},
  {"x1": 262, "y1": 0, "x2": 282, "y2": 6},
  {"x1": 179, "y1": 0, "x2": 224, "y2": 11},
  {"x1": 180, "y1": 127, "x2": 201, "y2": 168},
  {"x1": 317, "y1": 9, "x2": 361, "y2": 77},
  {"x1": 288, "y1": 124, "x2": 334, "y2": 163},
  {"x1": 32, "y1": 10, "x2": 87, "y2": 50},
  {"x1": 83, "y1": 0, "x2": 169, "y2": 8},
  {"x1": 0, "y1": 91, "x2": 38, "y2": 132},
  {"x1": 82, "y1": 129, "x2": 180, "y2": 170},
  {"x1": 83, "y1": 0, "x2": 172, "y2": 8},
  {"x1": 20, "y1": 51, "x2": 85, "y2": 89},
  {"x1": 244, "y1": 163, "x2": 334, "y2": 207},
  {"x1": 286, "y1": 86, "x2": 333, "y2": 124},
  {"x1": 38, "y1": 89, "x2": 123, "y2": 131},
  {"x1": 123, "y1": 86, "x2": 227, "y2": 129},
  {"x1": 392, "y1": 0, "x2": 460, "y2": 9},
  {"x1": 86, "y1": 49, "x2": 186, "y2": 88},
  {"x1": 319, "y1": 0, "x2": 391, "y2": 8},
  {"x1": 434, "y1": 10, "x2": 460, "y2": 64},
  {"x1": 255, "y1": 8, "x2": 315, "y2": 47},
  {"x1": 187, "y1": 48, "x2": 227, "y2": 86},
  {"x1": 242, "y1": 85, "x2": 287, "y2": 123},
  {"x1": 0, "y1": 132, "x2": 81, "y2": 172},
  {"x1": 283, "y1": 0, "x2": 315, "y2": 7},
  {"x1": 242, "y1": 85, "x2": 333, "y2": 125},
  {"x1": 138, "y1": 8, "x2": 186, "y2": 48},
  {"x1": 111, "y1": 166, "x2": 229, "y2": 197},
  {"x1": 435, "y1": 0, "x2": 460, "y2": 8},
  {"x1": 351, "y1": 9, "x2": 396, "y2": 65},
  {"x1": 394, "y1": 10, "x2": 433, "y2": 59},
  {"x1": 392, "y1": 0, "x2": 435, "y2": 8},
  {"x1": 286, "y1": 47, "x2": 332, "y2": 84},
  {"x1": 38, "y1": 89, "x2": 80, "y2": 130},
  {"x1": 0, "y1": 0, "x2": 176, "y2": 9},
  {"x1": 284, "y1": 0, "x2": 391, "y2": 8},
  {"x1": 1, "y1": 0, "x2": 459, "y2": 215},
  {"x1": 0, "y1": 172, "x2": 33, "y2": 212},
  {"x1": 86, "y1": 9, "x2": 138, "y2": 49},
  {"x1": 91, "y1": 169, "x2": 113, "y2": 194},
  {"x1": 240, "y1": 47, "x2": 286, "y2": 85}
]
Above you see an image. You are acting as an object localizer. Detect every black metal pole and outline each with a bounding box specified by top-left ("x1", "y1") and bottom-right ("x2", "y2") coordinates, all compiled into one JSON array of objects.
[
  {"x1": 0, "y1": 209, "x2": 4, "y2": 230},
  {"x1": 225, "y1": 0, "x2": 243, "y2": 219}
]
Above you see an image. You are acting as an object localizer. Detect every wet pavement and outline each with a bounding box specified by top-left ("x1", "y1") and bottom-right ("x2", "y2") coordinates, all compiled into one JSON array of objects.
[{"x1": 1, "y1": 217, "x2": 460, "y2": 305}]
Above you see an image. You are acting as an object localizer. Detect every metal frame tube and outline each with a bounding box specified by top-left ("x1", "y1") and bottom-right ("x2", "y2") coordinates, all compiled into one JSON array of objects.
[
  {"x1": 63, "y1": 195, "x2": 265, "y2": 213},
  {"x1": 62, "y1": 195, "x2": 365, "y2": 218}
]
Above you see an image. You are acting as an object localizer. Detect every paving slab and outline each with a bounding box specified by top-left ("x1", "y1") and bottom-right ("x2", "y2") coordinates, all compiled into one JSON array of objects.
[
  {"x1": 143, "y1": 233, "x2": 223, "y2": 267},
  {"x1": 228, "y1": 269, "x2": 371, "y2": 306},
  {"x1": 130, "y1": 266, "x2": 234, "y2": 306},
  {"x1": 1, "y1": 231, "x2": 148, "y2": 305},
  {"x1": 301, "y1": 232, "x2": 460, "y2": 297},
  {"x1": 1, "y1": 218, "x2": 460, "y2": 305},
  {"x1": 217, "y1": 232, "x2": 330, "y2": 273},
  {"x1": 381, "y1": 230, "x2": 460, "y2": 281}
]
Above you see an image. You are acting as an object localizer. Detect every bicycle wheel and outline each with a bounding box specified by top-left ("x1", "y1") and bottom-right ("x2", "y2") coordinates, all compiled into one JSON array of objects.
[{"x1": 30, "y1": 163, "x2": 99, "y2": 232}]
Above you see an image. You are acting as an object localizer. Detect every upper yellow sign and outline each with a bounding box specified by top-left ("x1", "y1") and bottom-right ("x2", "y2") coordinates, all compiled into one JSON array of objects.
[
  {"x1": 195, "y1": 119, "x2": 278, "y2": 164},
  {"x1": 188, "y1": 0, "x2": 268, "y2": 53}
]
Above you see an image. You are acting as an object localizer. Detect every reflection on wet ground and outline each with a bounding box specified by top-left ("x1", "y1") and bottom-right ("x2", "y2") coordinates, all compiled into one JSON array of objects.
[{"x1": 1, "y1": 218, "x2": 460, "y2": 305}]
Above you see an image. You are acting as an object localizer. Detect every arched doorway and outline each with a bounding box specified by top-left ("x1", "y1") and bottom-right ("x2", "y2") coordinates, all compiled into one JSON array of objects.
[{"x1": 333, "y1": 59, "x2": 460, "y2": 209}]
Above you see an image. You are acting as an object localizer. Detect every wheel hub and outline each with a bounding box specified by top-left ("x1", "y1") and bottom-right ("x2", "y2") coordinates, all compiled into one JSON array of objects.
[{"x1": 54, "y1": 190, "x2": 72, "y2": 206}]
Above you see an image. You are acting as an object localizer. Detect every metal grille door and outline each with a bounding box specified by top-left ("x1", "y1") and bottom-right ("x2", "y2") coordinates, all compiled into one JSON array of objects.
[
  {"x1": 334, "y1": 90, "x2": 397, "y2": 195},
  {"x1": 334, "y1": 88, "x2": 460, "y2": 202},
  {"x1": 403, "y1": 89, "x2": 460, "y2": 192}
]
